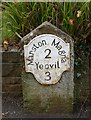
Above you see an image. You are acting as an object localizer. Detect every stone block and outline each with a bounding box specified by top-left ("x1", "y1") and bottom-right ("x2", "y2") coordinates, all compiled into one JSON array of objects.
[
  {"x1": 0, "y1": 64, "x2": 2, "y2": 77},
  {"x1": 2, "y1": 92, "x2": 22, "y2": 97},
  {"x1": 22, "y1": 72, "x2": 73, "y2": 115},
  {"x1": 2, "y1": 84, "x2": 22, "y2": 92},
  {"x1": 2, "y1": 63, "x2": 22, "y2": 77},
  {"x1": 21, "y1": 22, "x2": 74, "y2": 116},
  {"x1": 2, "y1": 77, "x2": 21, "y2": 85},
  {"x1": 0, "y1": 52, "x2": 2, "y2": 63},
  {"x1": 2, "y1": 51, "x2": 21, "y2": 63}
]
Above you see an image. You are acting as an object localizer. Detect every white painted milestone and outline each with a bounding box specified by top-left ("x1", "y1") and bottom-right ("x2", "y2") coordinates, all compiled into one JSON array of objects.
[{"x1": 24, "y1": 34, "x2": 70, "y2": 85}]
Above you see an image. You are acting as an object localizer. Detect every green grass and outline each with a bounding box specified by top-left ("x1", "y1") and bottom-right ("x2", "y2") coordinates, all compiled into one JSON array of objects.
[{"x1": 2, "y1": 2, "x2": 90, "y2": 41}]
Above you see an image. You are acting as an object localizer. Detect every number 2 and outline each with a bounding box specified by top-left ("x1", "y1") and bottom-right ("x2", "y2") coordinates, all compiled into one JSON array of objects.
[{"x1": 44, "y1": 49, "x2": 51, "y2": 59}]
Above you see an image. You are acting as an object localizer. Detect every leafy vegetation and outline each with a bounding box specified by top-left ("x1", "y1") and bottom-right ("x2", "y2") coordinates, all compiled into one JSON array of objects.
[
  {"x1": 2, "y1": 2, "x2": 91, "y2": 75},
  {"x1": 2, "y1": 2, "x2": 90, "y2": 39}
]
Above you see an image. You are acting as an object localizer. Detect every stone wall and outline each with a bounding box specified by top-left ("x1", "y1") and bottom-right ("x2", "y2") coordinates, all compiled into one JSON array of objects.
[
  {"x1": 89, "y1": 55, "x2": 91, "y2": 111},
  {"x1": 74, "y1": 56, "x2": 90, "y2": 115},
  {"x1": 1, "y1": 51, "x2": 90, "y2": 114},
  {"x1": 2, "y1": 52, "x2": 23, "y2": 96}
]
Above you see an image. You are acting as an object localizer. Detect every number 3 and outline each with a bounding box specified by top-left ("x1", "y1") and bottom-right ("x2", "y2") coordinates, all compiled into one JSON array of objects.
[{"x1": 45, "y1": 71, "x2": 51, "y2": 81}]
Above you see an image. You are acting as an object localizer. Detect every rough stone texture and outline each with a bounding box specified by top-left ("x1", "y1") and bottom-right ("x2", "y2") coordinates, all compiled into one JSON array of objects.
[
  {"x1": 2, "y1": 63, "x2": 22, "y2": 77},
  {"x1": 22, "y1": 72, "x2": 73, "y2": 115},
  {"x1": 21, "y1": 21, "x2": 74, "y2": 116},
  {"x1": 90, "y1": 56, "x2": 91, "y2": 101},
  {"x1": 2, "y1": 51, "x2": 22, "y2": 96},
  {"x1": 73, "y1": 57, "x2": 90, "y2": 114},
  {"x1": 1, "y1": 46, "x2": 90, "y2": 118},
  {"x1": 0, "y1": 50, "x2": 2, "y2": 120},
  {"x1": 2, "y1": 77, "x2": 21, "y2": 85},
  {"x1": 2, "y1": 52, "x2": 21, "y2": 63}
]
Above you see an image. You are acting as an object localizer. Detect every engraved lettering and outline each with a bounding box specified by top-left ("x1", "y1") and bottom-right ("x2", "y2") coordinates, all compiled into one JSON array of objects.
[{"x1": 51, "y1": 39, "x2": 62, "y2": 50}]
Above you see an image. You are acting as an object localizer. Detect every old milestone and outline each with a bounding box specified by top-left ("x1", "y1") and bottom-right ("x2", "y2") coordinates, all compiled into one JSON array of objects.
[
  {"x1": 24, "y1": 34, "x2": 70, "y2": 84},
  {"x1": 22, "y1": 22, "x2": 74, "y2": 115}
]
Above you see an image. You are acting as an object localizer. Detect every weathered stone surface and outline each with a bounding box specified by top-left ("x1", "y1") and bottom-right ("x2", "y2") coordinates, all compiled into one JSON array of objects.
[
  {"x1": 0, "y1": 51, "x2": 2, "y2": 63},
  {"x1": 2, "y1": 92, "x2": 22, "y2": 97},
  {"x1": 21, "y1": 21, "x2": 74, "y2": 115},
  {"x1": 2, "y1": 77, "x2": 22, "y2": 96},
  {"x1": 0, "y1": 64, "x2": 2, "y2": 77},
  {"x1": 2, "y1": 63, "x2": 22, "y2": 77},
  {"x1": 2, "y1": 51, "x2": 23, "y2": 97},
  {"x1": 2, "y1": 84, "x2": 22, "y2": 92},
  {"x1": 2, "y1": 51, "x2": 21, "y2": 63},
  {"x1": 0, "y1": 78, "x2": 2, "y2": 94},
  {"x1": 74, "y1": 57, "x2": 90, "y2": 112},
  {"x1": 20, "y1": 21, "x2": 74, "y2": 48},
  {"x1": 22, "y1": 72, "x2": 73, "y2": 114},
  {"x1": 2, "y1": 77, "x2": 21, "y2": 85}
]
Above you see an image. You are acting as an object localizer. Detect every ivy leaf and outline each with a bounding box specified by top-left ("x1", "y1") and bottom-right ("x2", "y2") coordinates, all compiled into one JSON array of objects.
[{"x1": 77, "y1": 73, "x2": 81, "y2": 78}]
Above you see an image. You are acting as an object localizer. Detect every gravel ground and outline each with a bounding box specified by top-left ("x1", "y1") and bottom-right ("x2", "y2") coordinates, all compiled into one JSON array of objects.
[{"x1": 2, "y1": 94, "x2": 91, "y2": 119}]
